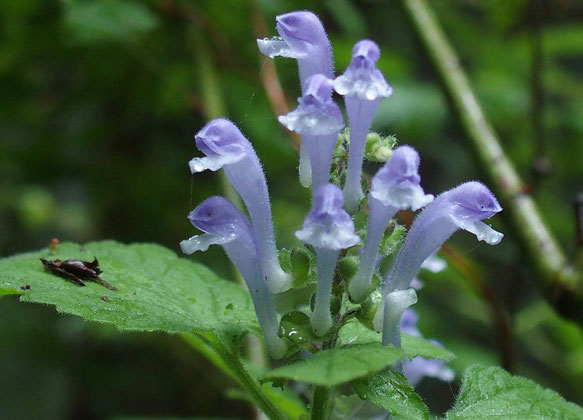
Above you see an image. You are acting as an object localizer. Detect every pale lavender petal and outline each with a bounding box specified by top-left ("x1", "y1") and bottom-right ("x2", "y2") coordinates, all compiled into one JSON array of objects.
[
  {"x1": 336, "y1": 41, "x2": 393, "y2": 212},
  {"x1": 402, "y1": 357, "x2": 455, "y2": 386},
  {"x1": 295, "y1": 184, "x2": 360, "y2": 250},
  {"x1": 383, "y1": 181, "x2": 503, "y2": 293},
  {"x1": 180, "y1": 197, "x2": 287, "y2": 358},
  {"x1": 192, "y1": 119, "x2": 290, "y2": 293},
  {"x1": 348, "y1": 146, "x2": 432, "y2": 303},
  {"x1": 279, "y1": 75, "x2": 344, "y2": 196},
  {"x1": 296, "y1": 184, "x2": 359, "y2": 336},
  {"x1": 333, "y1": 40, "x2": 392, "y2": 101}
]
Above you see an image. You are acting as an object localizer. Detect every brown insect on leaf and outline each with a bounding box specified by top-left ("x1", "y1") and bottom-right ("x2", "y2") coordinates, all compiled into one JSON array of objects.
[
  {"x1": 40, "y1": 258, "x2": 117, "y2": 291},
  {"x1": 20, "y1": 285, "x2": 31, "y2": 290}
]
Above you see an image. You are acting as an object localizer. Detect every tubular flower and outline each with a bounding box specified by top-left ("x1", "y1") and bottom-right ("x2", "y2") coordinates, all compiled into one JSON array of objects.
[
  {"x1": 383, "y1": 181, "x2": 504, "y2": 295},
  {"x1": 334, "y1": 40, "x2": 393, "y2": 212},
  {"x1": 189, "y1": 118, "x2": 290, "y2": 293},
  {"x1": 258, "y1": 11, "x2": 333, "y2": 188},
  {"x1": 279, "y1": 75, "x2": 344, "y2": 199},
  {"x1": 180, "y1": 196, "x2": 287, "y2": 359},
  {"x1": 296, "y1": 184, "x2": 359, "y2": 336},
  {"x1": 348, "y1": 146, "x2": 433, "y2": 303},
  {"x1": 257, "y1": 11, "x2": 333, "y2": 91}
]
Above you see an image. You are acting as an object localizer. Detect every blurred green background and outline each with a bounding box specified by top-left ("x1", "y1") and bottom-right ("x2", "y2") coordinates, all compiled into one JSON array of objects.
[{"x1": 1, "y1": 0, "x2": 582, "y2": 418}]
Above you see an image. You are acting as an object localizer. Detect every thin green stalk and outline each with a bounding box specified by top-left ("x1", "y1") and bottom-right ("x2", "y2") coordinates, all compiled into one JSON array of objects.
[
  {"x1": 310, "y1": 386, "x2": 332, "y2": 420},
  {"x1": 190, "y1": 333, "x2": 286, "y2": 420},
  {"x1": 310, "y1": 271, "x2": 345, "y2": 420},
  {"x1": 400, "y1": 0, "x2": 583, "y2": 323}
]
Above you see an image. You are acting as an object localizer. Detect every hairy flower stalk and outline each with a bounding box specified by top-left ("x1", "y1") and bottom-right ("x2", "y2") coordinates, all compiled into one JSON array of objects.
[
  {"x1": 180, "y1": 197, "x2": 287, "y2": 359},
  {"x1": 348, "y1": 146, "x2": 433, "y2": 303},
  {"x1": 258, "y1": 11, "x2": 333, "y2": 188},
  {"x1": 189, "y1": 119, "x2": 290, "y2": 293},
  {"x1": 296, "y1": 184, "x2": 359, "y2": 336},
  {"x1": 279, "y1": 75, "x2": 344, "y2": 199},
  {"x1": 334, "y1": 40, "x2": 393, "y2": 212},
  {"x1": 383, "y1": 181, "x2": 504, "y2": 296}
]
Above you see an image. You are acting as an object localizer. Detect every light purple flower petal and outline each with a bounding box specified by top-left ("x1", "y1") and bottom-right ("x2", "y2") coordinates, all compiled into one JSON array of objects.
[
  {"x1": 258, "y1": 11, "x2": 334, "y2": 189},
  {"x1": 384, "y1": 181, "x2": 503, "y2": 294},
  {"x1": 295, "y1": 184, "x2": 360, "y2": 250},
  {"x1": 334, "y1": 40, "x2": 392, "y2": 101},
  {"x1": 279, "y1": 75, "x2": 344, "y2": 197},
  {"x1": 296, "y1": 184, "x2": 359, "y2": 336},
  {"x1": 402, "y1": 356, "x2": 455, "y2": 386},
  {"x1": 180, "y1": 197, "x2": 287, "y2": 358},
  {"x1": 191, "y1": 119, "x2": 290, "y2": 293},
  {"x1": 336, "y1": 41, "x2": 393, "y2": 212},
  {"x1": 348, "y1": 146, "x2": 433, "y2": 303},
  {"x1": 258, "y1": 11, "x2": 333, "y2": 90}
]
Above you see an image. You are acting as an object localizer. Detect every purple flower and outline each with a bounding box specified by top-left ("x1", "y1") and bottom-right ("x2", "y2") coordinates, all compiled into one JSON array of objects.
[
  {"x1": 190, "y1": 119, "x2": 290, "y2": 293},
  {"x1": 296, "y1": 184, "x2": 359, "y2": 335},
  {"x1": 348, "y1": 146, "x2": 433, "y2": 303},
  {"x1": 383, "y1": 181, "x2": 503, "y2": 295},
  {"x1": 402, "y1": 353, "x2": 455, "y2": 387},
  {"x1": 279, "y1": 75, "x2": 344, "y2": 198},
  {"x1": 334, "y1": 40, "x2": 393, "y2": 212},
  {"x1": 398, "y1": 309, "x2": 454, "y2": 386},
  {"x1": 257, "y1": 11, "x2": 333, "y2": 91},
  {"x1": 180, "y1": 196, "x2": 287, "y2": 358},
  {"x1": 258, "y1": 11, "x2": 334, "y2": 188}
]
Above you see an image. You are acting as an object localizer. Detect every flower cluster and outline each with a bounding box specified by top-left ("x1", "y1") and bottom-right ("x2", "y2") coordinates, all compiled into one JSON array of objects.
[{"x1": 183, "y1": 10, "x2": 503, "y2": 387}]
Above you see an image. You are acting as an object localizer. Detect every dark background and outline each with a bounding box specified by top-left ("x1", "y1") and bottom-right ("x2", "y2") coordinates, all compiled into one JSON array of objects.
[{"x1": 1, "y1": 0, "x2": 582, "y2": 418}]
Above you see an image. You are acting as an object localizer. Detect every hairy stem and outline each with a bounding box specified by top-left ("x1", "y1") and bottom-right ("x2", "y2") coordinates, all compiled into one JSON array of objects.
[{"x1": 400, "y1": 0, "x2": 583, "y2": 323}]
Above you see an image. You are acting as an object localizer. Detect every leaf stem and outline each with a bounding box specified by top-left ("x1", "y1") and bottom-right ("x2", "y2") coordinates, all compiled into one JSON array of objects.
[
  {"x1": 310, "y1": 385, "x2": 332, "y2": 420},
  {"x1": 205, "y1": 334, "x2": 287, "y2": 420}
]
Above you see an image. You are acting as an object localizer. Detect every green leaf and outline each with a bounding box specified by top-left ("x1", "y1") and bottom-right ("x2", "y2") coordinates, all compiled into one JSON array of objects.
[
  {"x1": 339, "y1": 320, "x2": 456, "y2": 361},
  {"x1": 260, "y1": 343, "x2": 407, "y2": 386},
  {"x1": 352, "y1": 368, "x2": 429, "y2": 420},
  {"x1": 62, "y1": 0, "x2": 159, "y2": 44},
  {"x1": 446, "y1": 365, "x2": 583, "y2": 419},
  {"x1": 0, "y1": 241, "x2": 258, "y2": 336},
  {"x1": 402, "y1": 334, "x2": 456, "y2": 362}
]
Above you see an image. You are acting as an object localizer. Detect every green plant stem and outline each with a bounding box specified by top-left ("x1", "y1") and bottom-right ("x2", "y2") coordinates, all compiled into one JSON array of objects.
[
  {"x1": 310, "y1": 386, "x2": 332, "y2": 420},
  {"x1": 400, "y1": 0, "x2": 583, "y2": 323},
  {"x1": 197, "y1": 333, "x2": 286, "y2": 420},
  {"x1": 310, "y1": 271, "x2": 345, "y2": 420}
]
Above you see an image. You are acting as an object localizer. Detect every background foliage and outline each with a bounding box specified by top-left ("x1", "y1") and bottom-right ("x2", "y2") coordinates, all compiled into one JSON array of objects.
[{"x1": 1, "y1": 0, "x2": 582, "y2": 418}]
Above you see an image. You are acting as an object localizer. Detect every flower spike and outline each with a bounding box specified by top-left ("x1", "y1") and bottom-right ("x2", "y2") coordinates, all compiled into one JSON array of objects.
[
  {"x1": 190, "y1": 119, "x2": 291, "y2": 293},
  {"x1": 296, "y1": 184, "x2": 359, "y2": 336},
  {"x1": 383, "y1": 181, "x2": 503, "y2": 294},
  {"x1": 348, "y1": 146, "x2": 433, "y2": 303},
  {"x1": 334, "y1": 40, "x2": 393, "y2": 212},
  {"x1": 180, "y1": 197, "x2": 287, "y2": 359},
  {"x1": 258, "y1": 11, "x2": 334, "y2": 188},
  {"x1": 279, "y1": 75, "x2": 344, "y2": 198}
]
